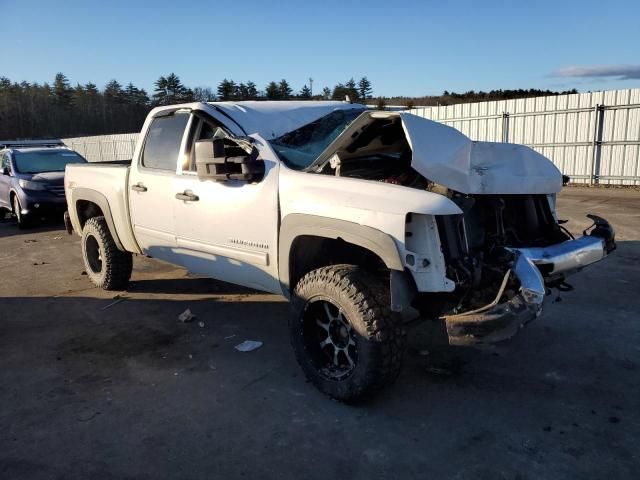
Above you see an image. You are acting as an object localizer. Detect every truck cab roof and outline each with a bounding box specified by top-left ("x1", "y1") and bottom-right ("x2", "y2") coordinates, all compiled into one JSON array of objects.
[{"x1": 149, "y1": 101, "x2": 367, "y2": 140}]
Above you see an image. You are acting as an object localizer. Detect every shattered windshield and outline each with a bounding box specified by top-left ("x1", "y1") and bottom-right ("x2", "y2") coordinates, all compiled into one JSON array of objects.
[{"x1": 270, "y1": 109, "x2": 363, "y2": 169}]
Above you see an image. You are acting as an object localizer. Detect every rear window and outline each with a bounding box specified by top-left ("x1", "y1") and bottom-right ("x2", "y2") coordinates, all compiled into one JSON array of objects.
[
  {"x1": 13, "y1": 150, "x2": 86, "y2": 173},
  {"x1": 142, "y1": 113, "x2": 190, "y2": 170}
]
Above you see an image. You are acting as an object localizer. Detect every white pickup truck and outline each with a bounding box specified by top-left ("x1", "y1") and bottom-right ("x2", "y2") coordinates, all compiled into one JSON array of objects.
[{"x1": 64, "y1": 101, "x2": 615, "y2": 401}]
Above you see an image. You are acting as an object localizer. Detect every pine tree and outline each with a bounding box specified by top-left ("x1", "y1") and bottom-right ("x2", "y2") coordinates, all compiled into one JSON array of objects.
[
  {"x1": 53, "y1": 73, "x2": 71, "y2": 105},
  {"x1": 322, "y1": 87, "x2": 331, "y2": 99},
  {"x1": 278, "y1": 79, "x2": 292, "y2": 100},
  {"x1": 299, "y1": 84, "x2": 312, "y2": 99},
  {"x1": 358, "y1": 76, "x2": 372, "y2": 101},
  {"x1": 217, "y1": 79, "x2": 236, "y2": 101},
  {"x1": 104, "y1": 80, "x2": 124, "y2": 102},
  {"x1": 245, "y1": 81, "x2": 258, "y2": 100},
  {"x1": 153, "y1": 76, "x2": 168, "y2": 105},
  {"x1": 265, "y1": 81, "x2": 280, "y2": 100},
  {"x1": 165, "y1": 73, "x2": 187, "y2": 103},
  {"x1": 345, "y1": 78, "x2": 359, "y2": 102}
]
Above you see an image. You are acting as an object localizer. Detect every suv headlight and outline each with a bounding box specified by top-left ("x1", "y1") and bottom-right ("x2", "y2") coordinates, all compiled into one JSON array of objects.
[{"x1": 18, "y1": 179, "x2": 47, "y2": 191}]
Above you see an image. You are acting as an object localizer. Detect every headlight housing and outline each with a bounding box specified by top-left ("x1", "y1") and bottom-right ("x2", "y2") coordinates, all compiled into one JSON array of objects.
[{"x1": 18, "y1": 179, "x2": 47, "y2": 191}]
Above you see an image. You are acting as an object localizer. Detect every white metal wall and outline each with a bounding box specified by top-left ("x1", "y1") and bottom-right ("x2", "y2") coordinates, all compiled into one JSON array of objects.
[
  {"x1": 62, "y1": 133, "x2": 139, "y2": 162},
  {"x1": 411, "y1": 88, "x2": 640, "y2": 185}
]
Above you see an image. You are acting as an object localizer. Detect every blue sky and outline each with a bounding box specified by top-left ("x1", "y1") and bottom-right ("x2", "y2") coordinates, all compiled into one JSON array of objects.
[{"x1": 1, "y1": 0, "x2": 639, "y2": 97}]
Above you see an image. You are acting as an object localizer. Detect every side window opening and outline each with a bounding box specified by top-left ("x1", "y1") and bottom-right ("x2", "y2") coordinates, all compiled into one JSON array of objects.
[
  {"x1": 141, "y1": 113, "x2": 190, "y2": 171},
  {"x1": 185, "y1": 116, "x2": 229, "y2": 172}
]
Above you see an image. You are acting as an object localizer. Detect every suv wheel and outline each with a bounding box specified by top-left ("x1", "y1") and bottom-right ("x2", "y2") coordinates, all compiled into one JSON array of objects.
[
  {"x1": 290, "y1": 265, "x2": 405, "y2": 402},
  {"x1": 81, "y1": 216, "x2": 132, "y2": 290},
  {"x1": 12, "y1": 195, "x2": 30, "y2": 229}
]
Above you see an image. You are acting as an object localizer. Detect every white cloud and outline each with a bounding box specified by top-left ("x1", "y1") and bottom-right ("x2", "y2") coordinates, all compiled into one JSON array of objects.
[{"x1": 551, "y1": 65, "x2": 640, "y2": 80}]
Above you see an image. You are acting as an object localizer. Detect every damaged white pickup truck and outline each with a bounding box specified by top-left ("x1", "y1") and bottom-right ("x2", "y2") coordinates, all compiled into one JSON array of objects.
[{"x1": 64, "y1": 101, "x2": 615, "y2": 401}]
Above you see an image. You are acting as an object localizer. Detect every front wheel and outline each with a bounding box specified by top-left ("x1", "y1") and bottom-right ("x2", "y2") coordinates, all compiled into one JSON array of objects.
[
  {"x1": 290, "y1": 265, "x2": 405, "y2": 402},
  {"x1": 12, "y1": 195, "x2": 30, "y2": 229},
  {"x1": 81, "y1": 216, "x2": 132, "y2": 290}
]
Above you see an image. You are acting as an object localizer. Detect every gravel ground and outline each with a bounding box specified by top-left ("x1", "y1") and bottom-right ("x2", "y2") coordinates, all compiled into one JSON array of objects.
[{"x1": 1, "y1": 187, "x2": 639, "y2": 479}]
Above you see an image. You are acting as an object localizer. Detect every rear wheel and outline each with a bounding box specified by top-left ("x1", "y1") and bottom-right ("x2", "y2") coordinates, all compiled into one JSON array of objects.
[
  {"x1": 290, "y1": 265, "x2": 405, "y2": 402},
  {"x1": 81, "y1": 216, "x2": 132, "y2": 290}
]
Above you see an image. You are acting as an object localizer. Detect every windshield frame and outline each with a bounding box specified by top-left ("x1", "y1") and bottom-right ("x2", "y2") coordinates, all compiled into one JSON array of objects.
[{"x1": 12, "y1": 149, "x2": 87, "y2": 174}]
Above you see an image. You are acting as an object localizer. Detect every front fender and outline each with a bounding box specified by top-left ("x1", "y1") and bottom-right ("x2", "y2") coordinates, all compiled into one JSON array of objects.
[{"x1": 278, "y1": 166, "x2": 460, "y2": 294}]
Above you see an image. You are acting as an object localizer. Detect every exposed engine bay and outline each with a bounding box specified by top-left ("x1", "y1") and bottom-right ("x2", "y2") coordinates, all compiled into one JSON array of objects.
[{"x1": 311, "y1": 113, "x2": 614, "y2": 341}]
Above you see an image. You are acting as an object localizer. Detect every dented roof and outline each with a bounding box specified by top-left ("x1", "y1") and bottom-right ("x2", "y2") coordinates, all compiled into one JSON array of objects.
[{"x1": 209, "y1": 101, "x2": 366, "y2": 140}]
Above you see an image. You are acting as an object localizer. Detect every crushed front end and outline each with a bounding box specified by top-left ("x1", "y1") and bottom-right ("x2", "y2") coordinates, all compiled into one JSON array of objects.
[{"x1": 426, "y1": 194, "x2": 615, "y2": 346}]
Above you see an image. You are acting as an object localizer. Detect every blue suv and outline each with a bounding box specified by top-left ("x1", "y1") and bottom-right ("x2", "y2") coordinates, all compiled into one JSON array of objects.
[{"x1": 0, "y1": 140, "x2": 87, "y2": 228}]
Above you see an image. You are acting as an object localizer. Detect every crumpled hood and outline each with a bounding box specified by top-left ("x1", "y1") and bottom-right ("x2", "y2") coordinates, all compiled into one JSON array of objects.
[{"x1": 399, "y1": 113, "x2": 563, "y2": 194}]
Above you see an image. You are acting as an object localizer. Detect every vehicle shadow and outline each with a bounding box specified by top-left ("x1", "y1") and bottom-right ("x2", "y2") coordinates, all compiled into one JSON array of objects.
[
  {"x1": 0, "y1": 213, "x2": 66, "y2": 238},
  {"x1": 127, "y1": 276, "x2": 258, "y2": 295}
]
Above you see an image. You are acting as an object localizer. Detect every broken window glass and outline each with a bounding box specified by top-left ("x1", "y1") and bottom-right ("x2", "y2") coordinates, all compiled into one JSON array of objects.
[{"x1": 270, "y1": 109, "x2": 363, "y2": 169}]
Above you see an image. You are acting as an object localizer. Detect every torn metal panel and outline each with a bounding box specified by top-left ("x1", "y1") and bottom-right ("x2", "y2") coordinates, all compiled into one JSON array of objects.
[{"x1": 398, "y1": 113, "x2": 564, "y2": 195}]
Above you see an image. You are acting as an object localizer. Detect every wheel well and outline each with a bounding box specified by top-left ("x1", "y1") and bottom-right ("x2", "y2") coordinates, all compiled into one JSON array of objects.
[
  {"x1": 288, "y1": 235, "x2": 387, "y2": 290},
  {"x1": 76, "y1": 200, "x2": 104, "y2": 229}
]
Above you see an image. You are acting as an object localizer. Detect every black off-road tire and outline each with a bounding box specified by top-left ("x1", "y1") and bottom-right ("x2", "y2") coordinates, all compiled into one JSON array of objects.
[
  {"x1": 290, "y1": 264, "x2": 405, "y2": 402},
  {"x1": 81, "y1": 216, "x2": 132, "y2": 290}
]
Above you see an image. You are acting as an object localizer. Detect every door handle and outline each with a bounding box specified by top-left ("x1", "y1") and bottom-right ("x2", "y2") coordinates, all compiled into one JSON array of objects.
[
  {"x1": 175, "y1": 190, "x2": 199, "y2": 202},
  {"x1": 131, "y1": 183, "x2": 147, "y2": 192}
]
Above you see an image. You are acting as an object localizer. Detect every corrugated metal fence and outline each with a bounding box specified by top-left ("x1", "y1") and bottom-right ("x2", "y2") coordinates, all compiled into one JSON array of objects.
[
  {"x1": 410, "y1": 88, "x2": 640, "y2": 185},
  {"x1": 62, "y1": 133, "x2": 139, "y2": 162}
]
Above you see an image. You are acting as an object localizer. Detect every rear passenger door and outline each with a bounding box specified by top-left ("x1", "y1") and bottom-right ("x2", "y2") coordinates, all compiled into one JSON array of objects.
[{"x1": 128, "y1": 111, "x2": 191, "y2": 261}]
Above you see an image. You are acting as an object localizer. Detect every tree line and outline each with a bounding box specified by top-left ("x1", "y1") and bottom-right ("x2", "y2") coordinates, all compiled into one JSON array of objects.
[
  {"x1": 0, "y1": 71, "x2": 577, "y2": 140},
  {"x1": 0, "y1": 73, "x2": 374, "y2": 139},
  {"x1": 385, "y1": 88, "x2": 579, "y2": 109}
]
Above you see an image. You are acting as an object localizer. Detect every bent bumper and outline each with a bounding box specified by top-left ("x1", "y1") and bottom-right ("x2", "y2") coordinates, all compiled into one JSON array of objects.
[{"x1": 444, "y1": 216, "x2": 615, "y2": 346}]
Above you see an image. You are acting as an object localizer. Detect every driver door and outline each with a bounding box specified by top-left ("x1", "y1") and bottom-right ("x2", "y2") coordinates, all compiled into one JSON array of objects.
[{"x1": 172, "y1": 115, "x2": 281, "y2": 293}]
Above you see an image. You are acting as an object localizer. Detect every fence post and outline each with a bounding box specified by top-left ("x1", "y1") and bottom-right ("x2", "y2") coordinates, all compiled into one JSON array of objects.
[
  {"x1": 591, "y1": 104, "x2": 605, "y2": 184},
  {"x1": 501, "y1": 112, "x2": 510, "y2": 143}
]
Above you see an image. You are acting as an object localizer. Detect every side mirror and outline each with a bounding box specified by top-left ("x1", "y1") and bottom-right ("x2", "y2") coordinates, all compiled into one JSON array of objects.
[
  {"x1": 195, "y1": 138, "x2": 264, "y2": 183},
  {"x1": 2, "y1": 167, "x2": 9, "y2": 176}
]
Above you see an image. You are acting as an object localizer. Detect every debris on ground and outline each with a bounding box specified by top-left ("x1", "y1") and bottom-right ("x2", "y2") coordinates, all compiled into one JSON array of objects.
[
  {"x1": 80, "y1": 270, "x2": 87, "y2": 275},
  {"x1": 234, "y1": 340, "x2": 263, "y2": 352},
  {"x1": 178, "y1": 308, "x2": 196, "y2": 323},
  {"x1": 198, "y1": 321, "x2": 205, "y2": 328},
  {"x1": 418, "y1": 349, "x2": 430, "y2": 356},
  {"x1": 224, "y1": 334, "x2": 237, "y2": 340},
  {"x1": 553, "y1": 295, "x2": 563, "y2": 303},
  {"x1": 101, "y1": 295, "x2": 127, "y2": 310},
  {"x1": 32, "y1": 261, "x2": 48, "y2": 266},
  {"x1": 425, "y1": 366, "x2": 455, "y2": 377},
  {"x1": 24, "y1": 239, "x2": 37, "y2": 244}
]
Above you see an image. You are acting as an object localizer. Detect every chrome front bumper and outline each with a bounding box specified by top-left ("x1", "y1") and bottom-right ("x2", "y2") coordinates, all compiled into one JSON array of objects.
[{"x1": 444, "y1": 216, "x2": 615, "y2": 346}]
